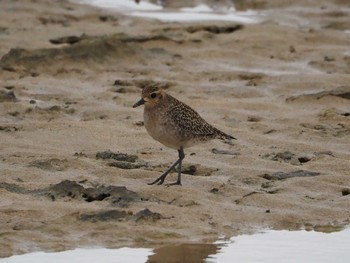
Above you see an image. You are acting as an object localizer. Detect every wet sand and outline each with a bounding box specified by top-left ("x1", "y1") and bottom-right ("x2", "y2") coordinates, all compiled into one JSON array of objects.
[{"x1": 0, "y1": 0, "x2": 350, "y2": 257}]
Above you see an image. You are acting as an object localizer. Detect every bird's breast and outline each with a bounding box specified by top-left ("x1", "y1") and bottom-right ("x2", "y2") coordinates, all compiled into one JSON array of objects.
[{"x1": 143, "y1": 108, "x2": 184, "y2": 150}]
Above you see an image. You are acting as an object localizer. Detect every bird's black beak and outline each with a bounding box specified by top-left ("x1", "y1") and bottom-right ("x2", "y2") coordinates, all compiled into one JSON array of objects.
[{"x1": 133, "y1": 98, "x2": 145, "y2": 108}]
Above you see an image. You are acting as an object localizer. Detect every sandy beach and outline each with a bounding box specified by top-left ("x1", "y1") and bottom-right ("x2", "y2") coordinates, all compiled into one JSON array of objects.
[{"x1": 0, "y1": 0, "x2": 350, "y2": 257}]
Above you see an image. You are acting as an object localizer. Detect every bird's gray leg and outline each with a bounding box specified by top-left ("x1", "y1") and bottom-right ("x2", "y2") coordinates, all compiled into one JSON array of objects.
[
  {"x1": 148, "y1": 146, "x2": 185, "y2": 186},
  {"x1": 168, "y1": 147, "x2": 185, "y2": 186}
]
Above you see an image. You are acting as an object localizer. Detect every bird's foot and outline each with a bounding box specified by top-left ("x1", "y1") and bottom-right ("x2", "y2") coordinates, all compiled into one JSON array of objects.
[
  {"x1": 166, "y1": 181, "x2": 182, "y2": 187},
  {"x1": 147, "y1": 175, "x2": 166, "y2": 185}
]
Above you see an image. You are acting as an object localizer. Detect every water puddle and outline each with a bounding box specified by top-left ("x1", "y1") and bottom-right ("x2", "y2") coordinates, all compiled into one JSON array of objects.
[
  {"x1": 2, "y1": 228, "x2": 349, "y2": 262},
  {"x1": 73, "y1": 0, "x2": 261, "y2": 23}
]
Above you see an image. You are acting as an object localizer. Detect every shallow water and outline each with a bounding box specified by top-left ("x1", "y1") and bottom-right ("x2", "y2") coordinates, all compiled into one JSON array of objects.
[
  {"x1": 73, "y1": 0, "x2": 260, "y2": 23},
  {"x1": 2, "y1": 228, "x2": 349, "y2": 262}
]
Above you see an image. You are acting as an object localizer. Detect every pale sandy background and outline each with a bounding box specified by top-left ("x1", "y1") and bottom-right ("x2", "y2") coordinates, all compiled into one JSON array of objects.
[{"x1": 0, "y1": 0, "x2": 349, "y2": 257}]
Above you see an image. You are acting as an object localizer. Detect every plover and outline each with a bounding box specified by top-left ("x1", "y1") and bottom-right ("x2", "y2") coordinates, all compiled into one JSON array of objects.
[{"x1": 133, "y1": 85, "x2": 236, "y2": 185}]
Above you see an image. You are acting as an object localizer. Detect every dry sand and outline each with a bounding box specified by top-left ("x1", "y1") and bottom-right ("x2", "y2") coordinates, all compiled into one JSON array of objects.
[{"x1": 0, "y1": 0, "x2": 350, "y2": 258}]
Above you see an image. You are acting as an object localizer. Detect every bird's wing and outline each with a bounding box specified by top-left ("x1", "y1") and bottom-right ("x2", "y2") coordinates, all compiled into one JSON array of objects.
[{"x1": 167, "y1": 99, "x2": 217, "y2": 137}]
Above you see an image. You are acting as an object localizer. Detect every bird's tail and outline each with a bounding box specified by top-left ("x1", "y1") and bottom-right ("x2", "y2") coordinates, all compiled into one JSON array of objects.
[{"x1": 215, "y1": 128, "x2": 237, "y2": 140}]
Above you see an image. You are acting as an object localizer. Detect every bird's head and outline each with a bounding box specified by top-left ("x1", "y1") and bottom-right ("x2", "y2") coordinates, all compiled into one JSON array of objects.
[{"x1": 133, "y1": 85, "x2": 165, "y2": 109}]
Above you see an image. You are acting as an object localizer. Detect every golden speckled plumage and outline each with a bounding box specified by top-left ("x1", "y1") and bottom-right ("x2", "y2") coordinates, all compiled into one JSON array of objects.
[{"x1": 133, "y1": 85, "x2": 236, "y2": 185}]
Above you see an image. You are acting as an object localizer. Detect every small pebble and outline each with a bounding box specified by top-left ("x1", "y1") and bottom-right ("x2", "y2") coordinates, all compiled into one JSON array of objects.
[{"x1": 341, "y1": 189, "x2": 350, "y2": 196}]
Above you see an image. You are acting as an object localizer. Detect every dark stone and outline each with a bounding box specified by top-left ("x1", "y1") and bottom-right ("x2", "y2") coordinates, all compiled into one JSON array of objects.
[
  {"x1": 342, "y1": 188, "x2": 350, "y2": 196},
  {"x1": 247, "y1": 116, "x2": 261, "y2": 122},
  {"x1": 84, "y1": 185, "x2": 141, "y2": 207},
  {"x1": 262, "y1": 151, "x2": 311, "y2": 165},
  {"x1": 298, "y1": 156, "x2": 311, "y2": 163},
  {"x1": 79, "y1": 210, "x2": 128, "y2": 222},
  {"x1": 261, "y1": 170, "x2": 320, "y2": 181},
  {"x1": 28, "y1": 158, "x2": 69, "y2": 171},
  {"x1": 108, "y1": 161, "x2": 146, "y2": 170},
  {"x1": 211, "y1": 148, "x2": 240, "y2": 156},
  {"x1": 134, "y1": 208, "x2": 162, "y2": 222},
  {"x1": 0, "y1": 182, "x2": 29, "y2": 194},
  {"x1": 1, "y1": 179, "x2": 141, "y2": 208},
  {"x1": 99, "y1": 15, "x2": 118, "y2": 22},
  {"x1": 0, "y1": 90, "x2": 17, "y2": 102},
  {"x1": 113, "y1": 79, "x2": 132, "y2": 86},
  {"x1": 49, "y1": 35, "x2": 83, "y2": 45},
  {"x1": 35, "y1": 180, "x2": 85, "y2": 199},
  {"x1": 96, "y1": 150, "x2": 138, "y2": 162},
  {"x1": 0, "y1": 34, "x2": 140, "y2": 74},
  {"x1": 210, "y1": 188, "x2": 219, "y2": 194},
  {"x1": 79, "y1": 208, "x2": 162, "y2": 223},
  {"x1": 0, "y1": 126, "x2": 18, "y2": 132},
  {"x1": 32, "y1": 180, "x2": 141, "y2": 207},
  {"x1": 286, "y1": 86, "x2": 350, "y2": 101},
  {"x1": 273, "y1": 151, "x2": 294, "y2": 161},
  {"x1": 187, "y1": 24, "x2": 243, "y2": 34},
  {"x1": 177, "y1": 164, "x2": 197, "y2": 175}
]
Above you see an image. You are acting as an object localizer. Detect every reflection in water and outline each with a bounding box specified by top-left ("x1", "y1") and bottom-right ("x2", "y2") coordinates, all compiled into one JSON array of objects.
[
  {"x1": 147, "y1": 243, "x2": 218, "y2": 263},
  {"x1": 1, "y1": 228, "x2": 350, "y2": 262}
]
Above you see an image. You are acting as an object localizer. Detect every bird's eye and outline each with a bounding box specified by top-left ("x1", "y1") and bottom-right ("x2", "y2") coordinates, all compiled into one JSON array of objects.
[{"x1": 150, "y1": 92, "x2": 157, "y2": 99}]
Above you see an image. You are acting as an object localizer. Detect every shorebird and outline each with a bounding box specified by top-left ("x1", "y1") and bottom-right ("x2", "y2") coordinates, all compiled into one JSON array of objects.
[{"x1": 133, "y1": 85, "x2": 236, "y2": 185}]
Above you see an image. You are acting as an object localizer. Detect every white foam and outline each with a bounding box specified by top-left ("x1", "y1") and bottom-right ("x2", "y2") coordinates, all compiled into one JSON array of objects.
[
  {"x1": 129, "y1": 11, "x2": 259, "y2": 23},
  {"x1": 73, "y1": 0, "x2": 260, "y2": 23},
  {"x1": 74, "y1": 0, "x2": 162, "y2": 11}
]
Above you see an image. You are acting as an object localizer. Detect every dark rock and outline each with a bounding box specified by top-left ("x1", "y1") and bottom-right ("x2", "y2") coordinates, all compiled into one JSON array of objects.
[
  {"x1": 262, "y1": 151, "x2": 311, "y2": 165},
  {"x1": 0, "y1": 182, "x2": 29, "y2": 194},
  {"x1": 298, "y1": 156, "x2": 311, "y2": 163},
  {"x1": 261, "y1": 170, "x2": 320, "y2": 181},
  {"x1": 32, "y1": 180, "x2": 141, "y2": 207},
  {"x1": 0, "y1": 90, "x2": 17, "y2": 102},
  {"x1": 0, "y1": 126, "x2": 18, "y2": 132},
  {"x1": 79, "y1": 210, "x2": 128, "y2": 222},
  {"x1": 113, "y1": 79, "x2": 133, "y2": 86},
  {"x1": 342, "y1": 188, "x2": 350, "y2": 196},
  {"x1": 0, "y1": 34, "x2": 141, "y2": 74},
  {"x1": 286, "y1": 86, "x2": 350, "y2": 102},
  {"x1": 134, "y1": 121, "x2": 144, "y2": 126},
  {"x1": 79, "y1": 208, "x2": 162, "y2": 223},
  {"x1": 35, "y1": 180, "x2": 85, "y2": 199},
  {"x1": 28, "y1": 158, "x2": 69, "y2": 171},
  {"x1": 247, "y1": 116, "x2": 262, "y2": 122},
  {"x1": 211, "y1": 148, "x2": 240, "y2": 156},
  {"x1": 49, "y1": 35, "x2": 84, "y2": 45},
  {"x1": 1, "y1": 179, "x2": 141, "y2": 207},
  {"x1": 187, "y1": 24, "x2": 243, "y2": 34},
  {"x1": 109, "y1": 161, "x2": 147, "y2": 170},
  {"x1": 176, "y1": 164, "x2": 197, "y2": 175},
  {"x1": 174, "y1": 164, "x2": 217, "y2": 176},
  {"x1": 210, "y1": 188, "x2": 219, "y2": 194},
  {"x1": 99, "y1": 15, "x2": 118, "y2": 22},
  {"x1": 273, "y1": 151, "x2": 294, "y2": 161},
  {"x1": 96, "y1": 150, "x2": 138, "y2": 162},
  {"x1": 314, "y1": 151, "x2": 334, "y2": 157},
  {"x1": 134, "y1": 208, "x2": 162, "y2": 222},
  {"x1": 84, "y1": 185, "x2": 141, "y2": 207}
]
